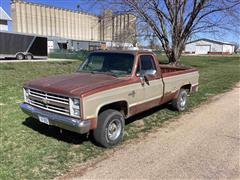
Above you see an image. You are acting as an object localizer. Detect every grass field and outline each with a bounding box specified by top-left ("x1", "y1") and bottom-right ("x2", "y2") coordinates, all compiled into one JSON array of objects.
[{"x1": 0, "y1": 56, "x2": 239, "y2": 179}]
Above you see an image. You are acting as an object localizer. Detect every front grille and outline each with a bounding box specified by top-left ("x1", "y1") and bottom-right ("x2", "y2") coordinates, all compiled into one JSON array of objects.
[{"x1": 28, "y1": 89, "x2": 70, "y2": 116}]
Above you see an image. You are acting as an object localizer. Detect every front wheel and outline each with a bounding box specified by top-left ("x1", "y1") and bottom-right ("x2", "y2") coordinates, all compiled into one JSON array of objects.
[
  {"x1": 93, "y1": 109, "x2": 125, "y2": 148},
  {"x1": 171, "y1": 89, "x2": 188, "y2": 111}
]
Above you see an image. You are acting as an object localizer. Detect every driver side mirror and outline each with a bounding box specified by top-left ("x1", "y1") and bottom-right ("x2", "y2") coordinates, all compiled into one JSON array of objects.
[
  {"x1": 139, "y1": 69, "x2": 157, "y2": 78},
  {"x1": 144, "y1": 70, "x2": 157, "y2": 77},
  {"x1": 138, "y1": 69, "x2": 157, "y2": 85}
]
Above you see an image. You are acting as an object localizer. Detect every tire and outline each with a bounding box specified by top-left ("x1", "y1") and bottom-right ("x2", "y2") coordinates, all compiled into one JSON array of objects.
[
  {"x1": 171, "y1": 89, "x2": 188, "y2": 111},
  {"x1": 93, "y1": 109, "x2": 125, "y2": 148},
  {"x1": 25, "y1": 54, "x2": 33, "y2": 60},
  {"x1": 16, "y1": 53, "x2": 24, "y2": 60}
]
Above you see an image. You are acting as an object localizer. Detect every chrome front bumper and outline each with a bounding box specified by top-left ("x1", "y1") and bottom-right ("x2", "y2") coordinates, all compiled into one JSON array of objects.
[{"x1": 20, "y1": 103, "x2": 91, "y2": 134}]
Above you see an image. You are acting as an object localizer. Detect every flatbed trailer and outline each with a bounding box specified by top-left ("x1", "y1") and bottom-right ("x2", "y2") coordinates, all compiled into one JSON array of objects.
[{"x1": 0, "y1": 31, "x2": 48, "y2": 60}]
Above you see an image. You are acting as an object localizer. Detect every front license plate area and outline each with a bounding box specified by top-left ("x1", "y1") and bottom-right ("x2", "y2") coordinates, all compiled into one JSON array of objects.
[{"x1": 38, "y1": 116, "x2": 49, "y2": 125}]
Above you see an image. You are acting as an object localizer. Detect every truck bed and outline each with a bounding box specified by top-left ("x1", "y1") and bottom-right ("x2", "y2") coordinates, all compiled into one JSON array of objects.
[{"x1": 159, "y1": 65, "x2": 197, "y2": 78}]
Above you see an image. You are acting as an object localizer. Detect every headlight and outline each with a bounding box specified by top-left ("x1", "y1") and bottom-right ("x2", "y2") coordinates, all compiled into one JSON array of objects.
[
  {"x1": 69, "y1": 98, "x2": 80, "y2": 117},
  {"x1": 73, "y1": 98, "x2": 80, "y2": 106},
  {"x1": 23, "y1": 88, "x2": 30, "y2": 103},
  {"x1": 73, "y1": 108, "x2": 80, "y2": 117}
]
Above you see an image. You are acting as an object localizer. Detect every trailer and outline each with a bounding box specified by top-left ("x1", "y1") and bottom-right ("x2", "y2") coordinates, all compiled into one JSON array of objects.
[{"x1": 0, "y1": 31, "x2": 48, "y2": 60}]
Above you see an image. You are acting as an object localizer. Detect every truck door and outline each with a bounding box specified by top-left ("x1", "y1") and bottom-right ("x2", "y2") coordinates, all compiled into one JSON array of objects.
[{"x1": 137, "y1": 55, "x2": 164, "y2": 104}]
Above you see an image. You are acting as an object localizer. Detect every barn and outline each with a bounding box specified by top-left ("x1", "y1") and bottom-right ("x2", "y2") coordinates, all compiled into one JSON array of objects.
[{"x1": 185, "y1": 38, "x2": 235, "y2": 55}]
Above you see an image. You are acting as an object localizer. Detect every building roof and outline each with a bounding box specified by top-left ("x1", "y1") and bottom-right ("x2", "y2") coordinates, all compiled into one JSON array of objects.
[
  {"x1": 0, "y1": 7, "x2": 12, "y2": 21},
  {"x1": 186, "y1": 38, "x2": 235, "y2": 46}
]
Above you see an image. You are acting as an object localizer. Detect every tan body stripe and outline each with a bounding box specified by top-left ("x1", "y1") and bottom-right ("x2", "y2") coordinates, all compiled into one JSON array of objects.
[{"x1": 82, "y1": 71, "x2": 199, "y2": 121}]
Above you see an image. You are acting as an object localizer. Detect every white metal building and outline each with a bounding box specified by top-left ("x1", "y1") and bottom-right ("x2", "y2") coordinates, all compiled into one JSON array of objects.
[
  {"x1": 185, "y1": 38, "x2": 235, "y2": 55},
  {"x1": 0, "y1": 7, "x2": 12, "y2": 31}
]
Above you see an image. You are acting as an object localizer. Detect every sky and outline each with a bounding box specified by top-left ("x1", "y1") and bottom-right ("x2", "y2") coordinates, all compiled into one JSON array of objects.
[
  {"x1": 1, "y1": 0, "x2": 239, "y2": 44},
  {"x1": 1, "y1": 0, "x2": 99, "y2": 13}
]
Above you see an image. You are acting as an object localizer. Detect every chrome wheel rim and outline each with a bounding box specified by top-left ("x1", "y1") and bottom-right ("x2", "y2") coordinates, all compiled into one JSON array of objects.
[
  {"x1": 107, "y1": 119, "x2": 122, "y2": 141},
  {"x1": 180, "y1": 93, "x2": 187, "y2": 107}
]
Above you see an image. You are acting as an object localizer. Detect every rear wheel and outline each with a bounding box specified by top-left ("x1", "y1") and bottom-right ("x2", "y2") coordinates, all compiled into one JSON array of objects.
[
  {"x1": 16, "y1": 53, "x2": 24, "y2": 60},
  {"x1": 25, "y1": 54, "x2": 33, "y2": 60},
  {"x1": 171, "y1": 89, "x2": 188, "y2": 111},
  {"x1": 93, "y1": 109, "x2": 124, "y2": 148}
]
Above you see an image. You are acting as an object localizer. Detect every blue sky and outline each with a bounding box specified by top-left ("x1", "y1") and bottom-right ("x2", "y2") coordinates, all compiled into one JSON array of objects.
[
  {"x1": 1, "y1": 0, "x2": 100, "y2": 16},
  {"x1": 1, "y1": 0, "x2": 239, "y2": 44}
]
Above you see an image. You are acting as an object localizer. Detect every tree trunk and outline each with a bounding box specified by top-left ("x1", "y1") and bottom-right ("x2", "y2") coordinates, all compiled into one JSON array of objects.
[
  {"x1": 166, "y1": 40, "x2": 185, "y2": 66},
  {"x1": 165, "y1": 47, "x2": 180, "y2": 65}
]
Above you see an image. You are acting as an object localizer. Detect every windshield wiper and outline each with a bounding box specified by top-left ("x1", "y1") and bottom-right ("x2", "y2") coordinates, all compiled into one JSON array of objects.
[
  {"x1": 89, "y1": 71, "x2": 118, "y2": 77},
  {"x1": 105, "y1": 72, "x2": 118, "y2": 77}
]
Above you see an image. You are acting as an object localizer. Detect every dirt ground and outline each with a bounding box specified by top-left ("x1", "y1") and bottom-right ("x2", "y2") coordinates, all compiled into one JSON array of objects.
[{"x1": 59, "y1": 83, "x2": 240, "y2": 180}]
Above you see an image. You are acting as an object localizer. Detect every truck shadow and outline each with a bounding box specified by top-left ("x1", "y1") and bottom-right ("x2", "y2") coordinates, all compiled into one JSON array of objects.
[
  {"x1": 126, "y1": 103, "x2": 173, "y2": 125},
  {"x1": 22, "y1": 103, "x2": 173, "y2": 145},
  {"x1": 22, "y1": 117, "x2": 89, "y2": 144}
]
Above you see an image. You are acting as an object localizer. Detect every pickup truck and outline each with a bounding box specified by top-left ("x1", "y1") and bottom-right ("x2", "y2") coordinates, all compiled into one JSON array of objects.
[{"x1": 20, "y1": 50, "x2": 199, "y2": 147}]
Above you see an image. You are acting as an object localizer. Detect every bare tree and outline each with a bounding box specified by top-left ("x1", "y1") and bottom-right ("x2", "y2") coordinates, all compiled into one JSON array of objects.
[
  {"x1": 90, "y1": 0, "x2": 240, "y2": 64},
  {"x1": 146, "y1": 34, "x2": 161, "y2": 50}
]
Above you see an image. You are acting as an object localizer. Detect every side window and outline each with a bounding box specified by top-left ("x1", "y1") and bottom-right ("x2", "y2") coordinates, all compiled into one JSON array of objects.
[{"x1": 136, "y1": 55, "x2": 156, "y2": 75}]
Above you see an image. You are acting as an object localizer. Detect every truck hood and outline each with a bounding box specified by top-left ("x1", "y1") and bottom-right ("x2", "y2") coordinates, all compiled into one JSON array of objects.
[{"x1": 24, "y1": 72, "x2": 129, "y2": 97}]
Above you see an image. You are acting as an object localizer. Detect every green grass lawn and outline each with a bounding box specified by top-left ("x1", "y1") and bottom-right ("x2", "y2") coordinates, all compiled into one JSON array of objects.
[{"x1": 1, "y1": 56, "x2": 240, "y2": 179}]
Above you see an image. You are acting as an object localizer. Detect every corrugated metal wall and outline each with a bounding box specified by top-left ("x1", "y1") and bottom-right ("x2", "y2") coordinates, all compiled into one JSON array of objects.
[
  {"x1": 11, "y1": 1, "x2": 100, "y2": 41},
  {"x1": 99, "y1": 10, "x2": 136, "y2": 42},
  {"x1": 11, "y1": 1, "x2": 136, "y2": 43},
  {"x1": 185, "y1": 40, "x2": 235, "y2": 54}
]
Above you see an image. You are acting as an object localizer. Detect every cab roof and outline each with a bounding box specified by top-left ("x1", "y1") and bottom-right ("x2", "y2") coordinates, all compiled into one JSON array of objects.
[{"x1": 91, "y1": 50, "x2": 155, "y2": 56}]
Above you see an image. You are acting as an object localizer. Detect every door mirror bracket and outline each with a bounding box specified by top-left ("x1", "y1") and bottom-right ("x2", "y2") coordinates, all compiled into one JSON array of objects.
[{"x1": 139, "y1": 75, "x2": 145, "y2": 86}]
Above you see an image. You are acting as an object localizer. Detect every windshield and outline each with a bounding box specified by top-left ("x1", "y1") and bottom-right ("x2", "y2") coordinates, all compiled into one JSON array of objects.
[{"x1": 78, "y1": 53, "x2": 135, "y2": 77}]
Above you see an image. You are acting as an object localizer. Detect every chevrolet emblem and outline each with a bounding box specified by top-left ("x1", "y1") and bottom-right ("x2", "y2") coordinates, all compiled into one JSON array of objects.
[{"x1": 42, "y1": 98, "x2": 49, "y2": 104}]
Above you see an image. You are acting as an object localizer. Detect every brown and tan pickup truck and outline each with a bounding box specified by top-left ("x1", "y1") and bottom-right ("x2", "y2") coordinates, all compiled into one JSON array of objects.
[{"x1": 20, "y1": 50, "x2": 199, "y2": 147}]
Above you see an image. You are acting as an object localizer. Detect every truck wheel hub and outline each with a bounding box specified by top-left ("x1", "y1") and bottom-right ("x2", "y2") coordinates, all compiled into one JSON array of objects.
[
  {"x1": 180, "y1": 94, "x2": 187, "y2": 107},
  {"x1": 107, "y1": 119, "x2": 121, "y2": 141}
]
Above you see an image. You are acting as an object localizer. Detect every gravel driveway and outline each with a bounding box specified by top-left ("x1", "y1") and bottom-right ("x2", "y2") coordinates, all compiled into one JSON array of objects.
[{"x1": 60, "y1": 83, "x2": 240, "y2": 179}]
